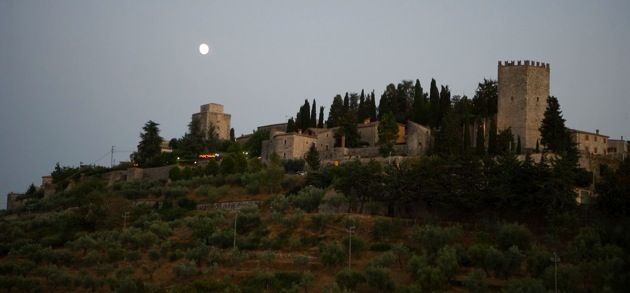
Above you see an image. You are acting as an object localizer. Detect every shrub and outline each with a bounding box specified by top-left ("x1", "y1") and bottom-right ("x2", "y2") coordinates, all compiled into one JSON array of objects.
[
  {"x1": 464, "y1": 269, "x2": 488, "y2": 293},
  {"x1": 269, "y1": 194, "x2": 290, "y2": 213},
  {"x1": 290, "y1": 186, "x2": 324, "y2": 212},
  {"x1": 412, "y1": 224, "x2": 462, "y2": 256},
  {"x1": 368, "y1": 251, "x2": 396, "y2": 268},
  {"x1": 342, "y1": 235, "x2": 366, "y2": 256},
  {"x1": 163, "y1": 186, "x2": 188, "y2": 199},
  {"x1": 526, "y1": 245, "x2": 552, "y2": 277},
  {"x1": 169, "y1": 167, "x2": 181, "y2": 181},
  {"x1": 319, "y1": 242, "x2": 345, "y2": 267},
  {"x1": 502, "y1": 277, "x2": 545, "y2": 293},
  {"x1": 372, "y1": 217, "x2": 402, "y2": 241},
  {"x1": 365, "y1": 266, "x2": 395, "y2": 291},
  {"x1": 484, "y1": 246, "x2": 506, "y2": 278},
  {"x1": 310, "y1": 213, "x2": 334, "y2": 231},
  {"x1": 293, "y1": 255, "x2": 310, "y2": 267},
  {"x1": 504, "y1": 245, "x2": 524, "y2": 277},
  {"x1": 335, "y1": 269, "x2": 365, "y2": 291},
  {"x1": 173, "y1": 261, "x2": 197, "y2": 279},
  {"x1": 436, "y1": 246, "x2": 459, "y2": 281},
  {"x1": 496, "y1": 223, "x2": 533, "y2": 251}
]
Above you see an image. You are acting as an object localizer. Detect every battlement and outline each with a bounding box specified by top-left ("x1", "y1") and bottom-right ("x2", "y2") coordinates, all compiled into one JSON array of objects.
[
  {"x1": 498, "y1": 60, "x2": 549, "y2": 69},
  {"x1": 200, "y1": 103, "x2": 224, "y2": 113}
]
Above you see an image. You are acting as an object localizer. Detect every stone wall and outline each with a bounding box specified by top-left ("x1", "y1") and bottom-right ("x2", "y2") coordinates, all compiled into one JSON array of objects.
[
  {"x1": 497, "y1": 60, "x2": 550, "y2": 150},
  {"x1": 406, "y1": 121, "x2": 432, "y2": 156}
]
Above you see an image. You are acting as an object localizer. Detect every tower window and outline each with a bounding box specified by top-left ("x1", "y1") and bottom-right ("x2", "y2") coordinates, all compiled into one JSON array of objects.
[{"x1": 511, "y1": 96, "x2": 514, "y2": 102}]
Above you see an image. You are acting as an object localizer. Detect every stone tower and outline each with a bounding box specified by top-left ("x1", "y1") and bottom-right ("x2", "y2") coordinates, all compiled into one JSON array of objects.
[
  {"x1": 497, "y1": 60, "x2": 550, "y2": 150},
  {"x1": 192, "y1": 103, "x2": 231, "y2": 140}
]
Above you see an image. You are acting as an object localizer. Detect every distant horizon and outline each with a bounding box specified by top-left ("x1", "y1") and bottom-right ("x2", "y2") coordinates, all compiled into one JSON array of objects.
[{"x1": 2, "y1": 0, "x2": 629, "y2": 208}]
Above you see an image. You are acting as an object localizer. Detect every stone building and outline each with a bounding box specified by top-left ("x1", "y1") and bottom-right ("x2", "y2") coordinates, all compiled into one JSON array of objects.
[
  {"x1": 261, "y1": 131, "x2": 318, "y2": 160},
  {"x1": 607, "y1": 137, "x2": 628, "y2": 160},
  {"x1": 570, "y1": 129, "x2": 609, "y2": 156},
  {"x1": 497, "y1": 60, "x2": 550, "y2": 150},
  {"x1": 260, "y1": 120, "x2": 431, "y2": 163},
  {"x1": 192, "y1": 103, "x2": 231, "y2": 140},
  {"x1": 356, "y1": 119, "x2": 406, "y2": 146}
]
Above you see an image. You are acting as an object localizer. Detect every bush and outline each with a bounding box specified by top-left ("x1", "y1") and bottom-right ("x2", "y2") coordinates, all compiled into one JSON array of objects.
[
  {"x1": 502, "y1": 277, "x2": 545, "y2": 293},
  {"x1": 163, "y1": 186, "x2": 188, "y2": 199},
  {"x1": 496, "y1": 223, "x2": 533, "y2": 251},
  {"x1": 364, "y1": 266, "x2": 395, "y2": 291},
  {"x1": 173, "y1": 261, "x2": 197, "y2": 279},
  {"x1": 436, "y1": 246, "x2": 459, "y2": 281},
  {"x1": 289, "y1": 186, "x2": 324, "y2": 212},
  {"x1": 526, "y1": 246, "x2": 552, "y2": 277},
  {"x1": 335, "y1": 269, "x2": 365, "y2": 291},
  {"x1": 464, "y1": 269, "x2": 488, "y2": 293},
  {"x1": 372, "y1": 217, "x2": 402, "y2": 241},
  {"x1": 484, "y1": 246, "x2": 506, "y2": 278},
  {"x1": 342, "y1": 235, "x2": 366, "y2": 256},
  {"x1": 319, "y1": 242, "x2": 345, "y2": 267},
  {"x1": 412, "y1": 224, "x2": 462, "y2": 256}
]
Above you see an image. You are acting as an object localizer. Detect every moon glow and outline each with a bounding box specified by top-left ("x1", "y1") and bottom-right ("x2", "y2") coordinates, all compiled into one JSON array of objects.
[{"x1": 199, "y1": 43, "x2": 209, "y2": 55}]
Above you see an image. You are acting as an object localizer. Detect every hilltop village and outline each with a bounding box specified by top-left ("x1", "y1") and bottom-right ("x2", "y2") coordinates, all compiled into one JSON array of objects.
[
  {"x1": 2, "y1": 61, "x2": 630, "y2": 292},
  {"x1": 6, "y1": 60, "x2": 629, "y2": 209}
]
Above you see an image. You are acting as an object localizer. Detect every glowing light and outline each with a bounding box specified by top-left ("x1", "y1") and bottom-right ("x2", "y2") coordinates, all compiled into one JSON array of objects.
[{"x1": 199, "y1": 43, "x2": 210, "y2": 55}]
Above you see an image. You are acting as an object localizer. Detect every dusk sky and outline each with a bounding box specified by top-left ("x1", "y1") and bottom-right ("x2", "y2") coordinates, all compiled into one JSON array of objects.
[{"x1": 1, "y1": 0, "x2": 629, "y2": 208}]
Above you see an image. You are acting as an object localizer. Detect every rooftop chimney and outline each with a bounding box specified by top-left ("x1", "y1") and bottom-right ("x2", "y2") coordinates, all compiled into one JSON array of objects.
[{"x1": 596, "y1": 129, "x2": 599, "y2": 135}]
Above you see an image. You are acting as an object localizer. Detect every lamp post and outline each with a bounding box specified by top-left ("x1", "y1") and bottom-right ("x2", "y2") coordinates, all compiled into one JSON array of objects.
[
  {"x1": 551, "y1": 252, "x2": 560, "y2": 293},
  {"x1": 233, "y1": 210, "x2": 239, "y2": 250},
  {"x1": 347, "y1": 225, "x2": 356, "y2": 270}
]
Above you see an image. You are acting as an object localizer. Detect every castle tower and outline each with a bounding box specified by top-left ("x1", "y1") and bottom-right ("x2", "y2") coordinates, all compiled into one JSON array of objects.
[
  {"x1": 192, "y1": 103, "x2": 231, "y2": 140},
  {"x1": 497, "y1": 60, "x2": 550, "y2": 150}
]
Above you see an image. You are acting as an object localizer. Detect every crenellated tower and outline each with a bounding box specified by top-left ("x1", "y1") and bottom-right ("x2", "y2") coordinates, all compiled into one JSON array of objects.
[{"x1": 497, "y1": 60, "x2": 550, "y2": 150}]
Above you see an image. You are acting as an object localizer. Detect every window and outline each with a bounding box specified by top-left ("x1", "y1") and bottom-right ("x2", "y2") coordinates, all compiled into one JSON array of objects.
[
  {"x1": 325, "y1": 145, "x2": 329, "y2": 151},
  {"x1": 585, "y1": 146, "x2": 590, "y2": 152},
  {"x1": 594, "y1": 147, "x2": 598, "y2": 154},
  {"x1": 283, "y1": 153, "x2": 286, "y2": 158},
  {"x1": 284, "y1": 139, "x2": 287, "y2": 145},
  {"x1": 594, "y1": 136, "x2": 598, "y2": 142},
  {"x1": 585, "y1": 135, "x2": 589, "y2": 141}
]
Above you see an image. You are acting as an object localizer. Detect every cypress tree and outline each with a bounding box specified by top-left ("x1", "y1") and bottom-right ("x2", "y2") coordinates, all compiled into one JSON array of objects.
[
  {"x1": 438, "y1": 85, "x2": 452, "y2": 128},
  {"x1": 378, "y1": 112, "x2": 399, "y2": 156},
  {"x1": 230, "y1": 128, "x2": 235, "y2": 142},
  {"x1": 287, "y1": 117, "x2": 296, "y2": 133},
  {"x1": 429, "y1": 79, "x2": 440, "y2": 128},
  {"x1": 343, "y1": 92, "x2": 350, "y2": 113},
  {"x1": 475, "y1": 122, "x2": 485, "y2": 156},
  {"x1": 358, "y1": 90, "x2": 367, "y2": 122},
  {"x1": 412, "y1": 79, "x2": 427, "y2": 124},
  {"x1": 305, "y1": 143, "x2": 320, "y2": 170},
  {"x1": 488, "y1": 118, "x2": 497, "y2": 155},
  {"x1": 310, "y1": 99, "x2": 317, "y2": 128},
  {"x1": 516, "y1": 136, "x2": 522, "y2": 154},
  {"x1": 134, "y1": 120, "x2": 163, "y2": 167},
  {"x1": 318, "y1": 106, "x2": 325, "y2": 128},
  {"x1": 539, "y1": 96, "x2": 571, "y2": 153},
  {"x1": 327, "y1": 95, "x2": 344, "y2": 128},
  {"x1": 378, "y1": 84, "x2": 397, "y2": 120}
]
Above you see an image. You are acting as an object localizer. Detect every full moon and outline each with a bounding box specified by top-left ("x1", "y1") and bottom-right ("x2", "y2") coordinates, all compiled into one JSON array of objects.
[{"x1": 199, "y1": 43, "x2": 210, "y2": 55}]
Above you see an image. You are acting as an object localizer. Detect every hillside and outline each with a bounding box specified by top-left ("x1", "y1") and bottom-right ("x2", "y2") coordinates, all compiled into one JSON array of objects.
[{"x1": 1, "y1": 156, "x2": 629, "y2": 292}]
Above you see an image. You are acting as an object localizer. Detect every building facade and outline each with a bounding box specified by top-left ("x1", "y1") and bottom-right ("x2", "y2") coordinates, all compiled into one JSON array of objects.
[
  {"x1": 192, "y1": 103, "x2": 231, "y2": 140},
  {"x1": 497, "y1": 60, "x2": 550, "y2": 150},
  {"x1": 570, "y1": 129, "x2": 609, "y2": 156},
  {"x1": 607, "y1": 137, "x2": 628, "y2": 160}
]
